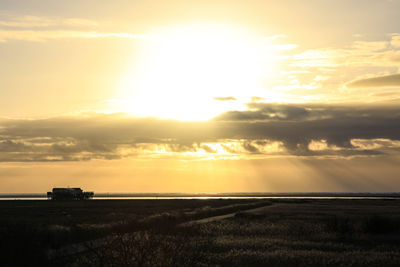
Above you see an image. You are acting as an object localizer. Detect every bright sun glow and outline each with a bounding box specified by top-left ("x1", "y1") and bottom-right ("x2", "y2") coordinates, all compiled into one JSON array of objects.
[{"x1": 116, "y1": 24, "x2": 275, "y2": 120}]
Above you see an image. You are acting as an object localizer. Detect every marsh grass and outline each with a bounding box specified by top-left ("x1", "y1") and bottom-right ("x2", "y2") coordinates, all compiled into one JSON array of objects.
[
  {"x1": 66, "y1": 226, "x2": 212, "y2": 267},
  {"x1": 0, "y1": 199, "x2": 265, "y2": 266},
  {"x1": 193, "y1": 200, "x2": 400, "y2": 266},
  {"x1": 2, "y1": 199, "x2": 400, "y2": 266}
]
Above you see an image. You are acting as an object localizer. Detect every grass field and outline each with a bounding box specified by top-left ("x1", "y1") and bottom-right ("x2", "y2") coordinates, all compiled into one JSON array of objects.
[
  {"x1": 196, "y1": 199, "x2": 400, "y2": 266},
  {"x1": 1, "y1": 199, "x2": 400, "y2": 266}
]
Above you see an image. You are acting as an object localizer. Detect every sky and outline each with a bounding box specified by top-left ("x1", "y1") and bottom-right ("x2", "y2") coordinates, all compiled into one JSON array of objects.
[{"x1": 1, "y1": 0, "x2": 400, "y2": 193}]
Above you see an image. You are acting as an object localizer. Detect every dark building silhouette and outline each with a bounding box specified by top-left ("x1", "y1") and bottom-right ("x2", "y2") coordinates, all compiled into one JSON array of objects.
[{"x1": 47, "y1": 188, "x2": 94, "y2": 200}]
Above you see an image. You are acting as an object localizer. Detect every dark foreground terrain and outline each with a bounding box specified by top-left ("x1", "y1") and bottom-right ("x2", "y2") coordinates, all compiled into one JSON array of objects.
[{"x1": 1, "y1": 198, "x2": 400, "y2": 266}]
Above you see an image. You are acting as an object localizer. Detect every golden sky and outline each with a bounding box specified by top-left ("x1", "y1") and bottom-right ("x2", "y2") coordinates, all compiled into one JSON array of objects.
[{"x1": 1, "y1": 0, "x2": 400, "y2": 193}]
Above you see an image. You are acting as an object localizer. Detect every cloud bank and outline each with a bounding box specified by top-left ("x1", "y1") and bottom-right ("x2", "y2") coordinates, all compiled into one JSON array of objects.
[{"x1": 1, "y1": 103, "x2": 399, "y2": 162}]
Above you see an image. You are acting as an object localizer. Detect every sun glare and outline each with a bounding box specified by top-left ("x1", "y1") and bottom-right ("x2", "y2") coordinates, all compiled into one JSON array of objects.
[{"x1": 117, "y1": 24, "x2": 273, "y2": 120}]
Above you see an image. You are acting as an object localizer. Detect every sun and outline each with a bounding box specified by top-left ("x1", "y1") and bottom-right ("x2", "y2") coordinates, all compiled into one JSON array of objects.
[{"x1": 116, "y1": 23, "x2": 272, "y2": 120}]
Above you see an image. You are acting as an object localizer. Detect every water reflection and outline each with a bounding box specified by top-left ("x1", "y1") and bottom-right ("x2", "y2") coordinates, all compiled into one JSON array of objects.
[{"x1": 1, "y1": 196, "x2": 399, "y2": 200}]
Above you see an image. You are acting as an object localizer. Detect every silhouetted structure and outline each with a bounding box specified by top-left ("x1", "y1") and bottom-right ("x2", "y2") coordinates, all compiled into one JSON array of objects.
[{"x1": 47, "y1": 188, "x2": 94, "y2": 200}]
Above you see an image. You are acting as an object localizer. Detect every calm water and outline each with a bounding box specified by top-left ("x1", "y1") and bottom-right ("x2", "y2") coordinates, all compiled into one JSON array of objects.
[{"x1": 1, "y1": 195, "x2": 400, "y2": 200}]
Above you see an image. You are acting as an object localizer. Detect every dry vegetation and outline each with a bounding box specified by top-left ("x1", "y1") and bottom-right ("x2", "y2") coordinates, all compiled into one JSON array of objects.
[
  {"x1": 196, "y1": 199, "x2": 400, "y2": 266},
  {"x1": 2, "y1": 199, "x2": 400, "y2": 266},
  {"x1": 0, "y1": 199, "x2": 267, "y2": 266}
]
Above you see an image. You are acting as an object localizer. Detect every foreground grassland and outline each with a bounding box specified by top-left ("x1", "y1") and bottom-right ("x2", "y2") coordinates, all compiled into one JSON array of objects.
[
  {"x1": 198, "y1": 199, "x2": 400, "y2": 266},
  {"x1": 0, "y1": 199, "x2": 267, "y2": 265},
  {"x1": 2, "y1": 199, "x2": 400, "y2": 266}
]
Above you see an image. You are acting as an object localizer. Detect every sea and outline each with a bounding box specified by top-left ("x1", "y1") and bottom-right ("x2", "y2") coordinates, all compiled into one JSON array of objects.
[{"x1": 1, "y1": 192, "x2": 400, "y2": 200}]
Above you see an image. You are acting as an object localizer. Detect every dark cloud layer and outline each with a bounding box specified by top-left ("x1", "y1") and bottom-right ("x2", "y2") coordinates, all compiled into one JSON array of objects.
[
  {"x1": 215, "y1": 103, "x2": 400, "y2": 150},
  {"x1": 347, "y1": 73, "x2": 400, "y2": 88},
  {"x1": 0, "y1": 103, "x2": 400, "y2": 161},
  {"x1": 215, "y1": 103, "x2": 310, "y2": 121}
]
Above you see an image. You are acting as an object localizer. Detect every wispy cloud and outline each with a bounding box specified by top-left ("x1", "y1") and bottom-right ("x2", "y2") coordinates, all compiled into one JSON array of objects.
[
  {"x1": 262, "y1": 34, "x2": 287, "y2": 41},
  {"x1": 0, "y1": 30, "x2": 152, "y2": 42},
  {"x1": 390, "y1": 34, "x2": 400, "y2": 48},
  {"x1": 213, "y1": 97, "x2": 237, "y2": 101},
  {"x1": 264, "y1": 43, "x2": 298, "y2": 51},
  {"x1": 0, "y1": 13, "x2": 99, "y2": 28},
  {"x1": 290, "y1": 35, "x2": 400, "y2": 69},
  {"x1": 347, "y1": 73, "x2": 400, "y2": 88},
  {"x1": 352, "y1": 41, "x2": 387, "y2": 51},
  {"x1": 0, "y1": 12, "x2": 150, "y2": 42}
]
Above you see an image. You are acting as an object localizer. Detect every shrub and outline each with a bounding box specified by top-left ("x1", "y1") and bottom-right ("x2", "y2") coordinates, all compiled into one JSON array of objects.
[
  {"x1": 362, "y1": 215, "x2": 399, "y2": 234},
  {"x1": 325, "y1": 216, "x2": 354, "y2": 235}
]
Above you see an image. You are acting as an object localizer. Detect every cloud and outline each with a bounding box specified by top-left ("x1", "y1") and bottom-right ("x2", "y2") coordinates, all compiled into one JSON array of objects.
[
  {"x1": 0, "y1": 11, "x2": 99, "y2": 28},
  {"x1": 213, "y1": 97, "x2": 237, "y2": 101},
  {"x1": 0, "y1": 16, "x2": 98, "y2": 28},
  {"x1": 290, "y1": 35, "x2": 400, "y2": 70},
  {"x1": 262, "y1": 34, "x2": 287, "y2": 41},
  {"x1": 347, "y1": 73, "x2": 400, "y2": 88},
  {"x1": 264, "y1": 43, "x2": 298, "y2": 51},
  {"x1": 0, "y1": 30, "x2": 151, "y2": 42},
  {"x1": 391, "y1": 34, "x2": 400, "y2": 48},
  {"x1": 0, "y1": 13, "x2": 150, "y2": 42},
  {"x1": 214, "y1": 103, "x2": 310, "y2": 121},
  {"x1": 352, "y1": 41, "x2": 387, "y2": 51},
  {"x1": 1, "y1": 103, "x2": 400, "y2": 161},
  {"x1": 213, "y1": 103, "x2": 400, "y2": 151},
  {"x1": 251, "y1": 96, "x2": 265, "y2": 102}
]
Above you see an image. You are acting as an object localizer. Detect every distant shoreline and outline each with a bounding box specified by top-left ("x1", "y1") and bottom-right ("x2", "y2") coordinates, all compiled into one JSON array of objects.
[{"x1": 1, "y1": 192, "x2": 400, "y2": 199}]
